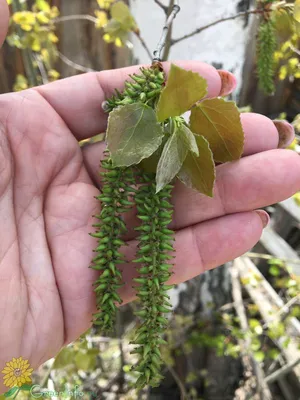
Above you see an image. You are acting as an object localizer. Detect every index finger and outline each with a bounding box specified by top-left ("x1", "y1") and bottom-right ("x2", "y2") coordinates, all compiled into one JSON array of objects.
[{"x1": 35, "y1": 61, "x2": 222, "y2": 140}]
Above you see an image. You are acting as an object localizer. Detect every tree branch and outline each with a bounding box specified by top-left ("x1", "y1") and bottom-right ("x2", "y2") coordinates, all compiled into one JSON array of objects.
[
  {"x1": 265, "y1": 358, "x2": 300, "y2": 384},
  {"x1": 153, "y1": 2, "x2": 180, "y2": 61},
  {"x1": 134, "y1": 32, "x2": 152, "y2": 61},
  {"x1": 58, "y1": 51, "x2": 95, "y2": 73},
  {"x1": 171, "y1": 9, "x2": 265, "y2": 45},
  {"x1": 53, "y1": 15, "x2": 98, "y2": 24},
  {"x1": 154, "y1": 0, "x2": 168, "y2": 14}
]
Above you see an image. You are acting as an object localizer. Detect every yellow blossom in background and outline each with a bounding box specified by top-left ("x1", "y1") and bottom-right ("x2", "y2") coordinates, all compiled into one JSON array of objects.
[
  {"x1": 13, "y1": 74, "x2": 29, "y2": 92},
  {"x1": 95, "y1": 10, "x2": 108, "y2": 29},
  {"x1": 12, "y1": 11, "x2": 36, "y2": 32},
  {"x1": 293, "y1": 192, "x2": 300, "y2": 206},
  {"x1": 97, "y1": 0, "x2": 114, "y2": 10},
  {"x1": 48, "y1": 69, "x2": 60, "y2": 80},
  {"x1": 1, "y1": 357, "x2": 33, "y2": 388}
]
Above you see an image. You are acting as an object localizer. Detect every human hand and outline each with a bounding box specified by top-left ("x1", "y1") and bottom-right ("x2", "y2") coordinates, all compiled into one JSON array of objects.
[{"x1": 0, "y1": 2, "x2": 299, "y2": 393}]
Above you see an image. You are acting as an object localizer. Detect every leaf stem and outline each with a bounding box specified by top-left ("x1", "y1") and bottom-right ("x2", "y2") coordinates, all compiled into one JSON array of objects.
[{"x1": 152, "y1": 2, "x2": 180, "y2": 62}]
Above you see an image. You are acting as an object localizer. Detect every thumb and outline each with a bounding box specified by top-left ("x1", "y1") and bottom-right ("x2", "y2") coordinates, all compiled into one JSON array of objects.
[{"x1": 0, "y1": 0, "x2": 9, "y2": 48}]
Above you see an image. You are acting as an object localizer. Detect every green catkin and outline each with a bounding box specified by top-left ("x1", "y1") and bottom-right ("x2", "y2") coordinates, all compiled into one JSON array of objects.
[
  {"x1": 257, "y1": 18, "x2": 277, "y2": 95},
  {"x1": 91, "y1": 157, "x2": 135, "y2": 331},
  {"x1": 131, "y1": 173, "x2": 175, "y2": 389},
  {"x1": 91, "y1": 65, "x2": 166, "y2": 332},
  {"x1": 105, "y1": 66, "x2": 165, "y2": 112}
]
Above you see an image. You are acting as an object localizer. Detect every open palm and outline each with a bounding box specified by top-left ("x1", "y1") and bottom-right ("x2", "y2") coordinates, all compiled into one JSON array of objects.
[{"x1": 0, "y1": 61, "x2": 299, "y2": 393}]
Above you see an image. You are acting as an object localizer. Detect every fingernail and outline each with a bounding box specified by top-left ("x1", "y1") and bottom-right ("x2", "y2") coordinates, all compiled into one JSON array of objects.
[
  {"x1": 217, "y1": 70, "x2": 237, "y2": 97},
  {"x1": 255, "y1": 210, "x2": 270, "y2": 228},
  {"x1": 273, "y1": 120, "x2": 295, "y2": 149}
]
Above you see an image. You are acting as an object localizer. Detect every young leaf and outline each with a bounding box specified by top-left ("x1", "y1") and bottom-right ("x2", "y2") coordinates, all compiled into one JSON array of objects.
[
  {"x1": 157, "y1": 64, "x2": 208, "y2": 122},
  {"x1": 190, "y1": 98, "x2": 244, "y2": 163},
  {"x1": 294, "y1": 0, "x2": 300, "y2": 23},
  {"x1": 107, "y1": 103, "x2": 164, "y2": 167},
  {"x1": 156, "y1": 128, "x2": 189, "y2": 192},
  {"x1": 179, "y1": 124, "x2": 199, "y2": 156},
  {"x1": 178, "y1": 135, "x2": 216, "y2": 197},
  {"x1": 111, "y1": 1, "x2": 138, "y2": 31},
  {"x1": 4, "y1": 387, "x2": 18, "y2": 398}
]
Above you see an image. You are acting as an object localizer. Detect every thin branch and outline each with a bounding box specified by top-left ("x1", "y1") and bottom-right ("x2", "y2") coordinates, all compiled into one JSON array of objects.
[
  {"x1": 245, "y1": 251, "x2": 300, "y2": 265},
  {"x1": 265, "y1": 358, "x2": 300, "y2": 384},
  {"x1": 230, "y1": 263, "x2": 272, "y2": 400},
  {"x1": 58, "y1": 51, "x2": 95, "y2": 73},
  {"x1": 33, "y1": 54, "x2": 49, "y2": 85},
  {"x1": 154, "y1": 0, "x2": 168, "y2": 14},
  {"x1": 171, "y1": 9, "x2": 266, "y2": 45},
  {"x1": 153, "y1": 2, "x2": 181, "y2": 62},
  {"x1": 53, "y1": 15, "x2": 98, "y2": 24},
  {"x1": 164, "y1": 363, "x2": 187, "y2": 400},
  {"x1": 134, "y1": 32, "x2": 152, "y2": 61},
  {"x1": 263, "y1": 295, "x2": 300, "y2": 329}
]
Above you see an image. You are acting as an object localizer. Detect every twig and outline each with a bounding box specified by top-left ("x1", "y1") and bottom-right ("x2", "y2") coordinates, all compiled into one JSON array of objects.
[
  {"x1": 153, "y1": 2, "x2": 180, "y2": 61},
  {"x1": 171, "y1": 9, "x2": 266, "y2": 45},
  {"x1": 245, "y1": 251, "x2": 300, "y2": 265},
  {"x1": 33, "y1": 54, "x2": 49, "y2": 85},
  {"x1": 53, "y1": 15, "x2": 98, "y2": 24},
  {"x1": 165, "y1": 363, "x2": 187, "y2": 400},
  {"x1": 230, "y1": 263, "x2": 272, "y2": 400},
  {"x1": 154, "y1": 0, "x2": 168, "y2": 13},
  {"x1": 58, "y1": 51, "x2": 95, "y2": 73},
  {"x1": 134, "y1": 32, "x2": 152, "y2": 61},
  {"x1": 262, "y1": 295, "x2": 300, "y2": 329},
  {"x1": 265, "y1": 358, "x2": 300, "y2": 384}
]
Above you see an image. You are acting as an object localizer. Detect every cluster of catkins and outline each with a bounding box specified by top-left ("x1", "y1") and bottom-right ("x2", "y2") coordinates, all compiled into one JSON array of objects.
[{"x1": 90, "y1": 65, "x2": 175, "y2": 388}]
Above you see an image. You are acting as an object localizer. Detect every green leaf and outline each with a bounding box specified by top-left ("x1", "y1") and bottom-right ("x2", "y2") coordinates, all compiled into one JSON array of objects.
[
  {"x1": 254, "y1": 351, "x2": 265, "y2": 363},
  {"x1": 107, "y1": 103, "x2": 164, "y2": 167},
  {"x1": 74, "y1": 349, "x2": 97, "y2": 371},
  {"x1": 294, "y1": 0, "x2": 300, "y2": 23},
  {"x1": 179, "y1": 124, "x2": 199, "y2": 156},
  {"x1": 156, "y1": 127, "x2": 188, "y2": 192},
  {"x1": 190, "y1": 98, "x2": 244, "y2": 163},
  {"x1": 269, "y1": 265, "x2": 280, "y2": 276},
  {"x1": 178, "y1": 135, "x2": 216, "y2": 197},
  {"x1": 157, "y1": 64, "x2": 208, "y2": 122},
  {"x1": 111, "y1": 1, "x2": 137, "y2": 31},
  {"x1": 20, "y1": 384, "x2": 32, "y2": 391},
  {"x1": 4, "y1": 388, "x2": 18, "y2": 398},
  {"x1": 53, "y1": 347, "x2": 74, "y2": 369}
]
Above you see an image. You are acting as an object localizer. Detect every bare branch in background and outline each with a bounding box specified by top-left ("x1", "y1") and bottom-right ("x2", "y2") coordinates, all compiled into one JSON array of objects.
[
  {"x1": 230, "y1": 263, "x2": 273, "y2": 400},
  {"x1": 153, "y1": 2, "x2": 180, "y2": 62},
  {"x1": 134, "y1": 32, "x2": 153, "y2": 61},
  {"x1": 58, "y1": 51, "x2": 95, "y2": 73},
  {"x1": 53, "y1": 15, "x2": 98, "y2": 24},
  {"x1": 171, "y1": 9, "x2": 266, "y2": 45},
  {"x1": 154, "y1": 0, "x2": 168, "y2": 14},
  {"x1": 33, "y1": 54, "x2": 49, "y2": 85},
  {"x1": 265, "y1": 358, "x2": 300, "y2": 384}
]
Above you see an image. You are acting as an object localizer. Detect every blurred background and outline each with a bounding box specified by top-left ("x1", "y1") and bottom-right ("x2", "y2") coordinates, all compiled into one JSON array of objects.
[{"x1": 0, "y1": 0, "x2": 300, "y2": 399}]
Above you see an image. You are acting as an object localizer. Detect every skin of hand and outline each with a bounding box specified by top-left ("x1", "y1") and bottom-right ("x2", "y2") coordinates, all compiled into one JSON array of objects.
[{"x1": 0, "y1": 0, "x2": 300, "y2": 393}]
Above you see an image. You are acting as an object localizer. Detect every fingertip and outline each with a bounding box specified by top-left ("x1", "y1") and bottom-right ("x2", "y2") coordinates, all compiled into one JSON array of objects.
[
  {"x1": 0, "y1": 0, "x2": 9, "y2": 48},
  {"x1": 254, "y1": 210, "x2": 270, "y2": 229},
  {"x1": 241, "y1": 112, "x2": 280, "y2": 156},
  {"x1": 217, "y1": 70, "x2": 237, "y2": 97}
]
